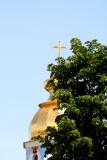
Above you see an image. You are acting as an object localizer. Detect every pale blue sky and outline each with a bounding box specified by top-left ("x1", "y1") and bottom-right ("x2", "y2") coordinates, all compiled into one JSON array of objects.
[{"x1": 0, "y1": 0, "x2": 107, "y2": 160}]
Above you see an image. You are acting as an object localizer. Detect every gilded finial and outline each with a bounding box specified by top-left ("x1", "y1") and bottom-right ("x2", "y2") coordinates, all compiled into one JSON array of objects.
[{"x1": 52, "y1": 41, "x2": 67, "y2": 57}]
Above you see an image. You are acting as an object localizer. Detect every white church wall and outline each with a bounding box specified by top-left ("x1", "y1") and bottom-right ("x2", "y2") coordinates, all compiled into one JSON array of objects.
[{"x1": 24, "y1": 140, "x2": 46, "y2": 160}]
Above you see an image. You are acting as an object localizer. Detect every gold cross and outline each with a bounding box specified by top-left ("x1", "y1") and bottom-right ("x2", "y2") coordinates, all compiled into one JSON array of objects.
[{"x1": 52, "y1": 41, "x2": 67, "y2": 57}]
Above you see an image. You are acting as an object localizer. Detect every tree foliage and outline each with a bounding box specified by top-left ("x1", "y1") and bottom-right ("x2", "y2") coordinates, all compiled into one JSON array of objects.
[{"x1": 42, "y1": 38, "x2": 107, "y2": 160}]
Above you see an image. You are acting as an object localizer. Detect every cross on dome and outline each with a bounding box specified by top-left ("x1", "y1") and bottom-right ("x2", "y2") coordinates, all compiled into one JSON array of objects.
[{"x1": 52, "y1": 41, "x2": 67, "y2": 57}]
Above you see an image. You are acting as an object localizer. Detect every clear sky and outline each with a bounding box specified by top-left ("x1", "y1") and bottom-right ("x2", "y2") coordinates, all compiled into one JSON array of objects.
[{"x1": 0, "y1": 0, "x2": 107, "y2": 160}]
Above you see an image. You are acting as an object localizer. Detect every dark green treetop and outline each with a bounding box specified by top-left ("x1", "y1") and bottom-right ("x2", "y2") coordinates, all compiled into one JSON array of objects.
[{"x1": 42, "y1": 38, "x2": 107, "y2": 160}]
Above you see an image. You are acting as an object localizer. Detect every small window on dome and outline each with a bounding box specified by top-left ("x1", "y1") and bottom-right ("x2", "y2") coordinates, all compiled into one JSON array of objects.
[
  {"x1": 33, "y1": 154, "x2": 38, "y2": 160},
  {"x1": 32, "y1": 147, "x2": 38, "y2": 160}
]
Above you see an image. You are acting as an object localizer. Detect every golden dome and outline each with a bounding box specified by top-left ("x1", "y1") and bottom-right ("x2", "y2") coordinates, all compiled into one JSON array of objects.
[
  {"x1": 44, "y1": 78, "x2": 58, "y2": 94},
  {"x1": 29, "y1": 100, "x2": 58, "y2": 138}
]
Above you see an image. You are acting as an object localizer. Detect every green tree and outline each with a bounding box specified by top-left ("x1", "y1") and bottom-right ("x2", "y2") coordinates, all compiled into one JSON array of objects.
[{"x1": 43, "y1": 38, "x2": 107, "y2": 160}]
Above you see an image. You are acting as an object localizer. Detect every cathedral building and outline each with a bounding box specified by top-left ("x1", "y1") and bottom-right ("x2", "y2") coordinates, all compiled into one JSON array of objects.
[
  {"x1": 23, "y1": 41, "x2": 66, "y2": 160},
  {"x1": 23, "y1": 79, "x2": 58, "y2": 160}
]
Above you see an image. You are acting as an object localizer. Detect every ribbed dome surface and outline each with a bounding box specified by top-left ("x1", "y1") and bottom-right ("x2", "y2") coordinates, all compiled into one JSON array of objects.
[{"x1": 29, "y1": 100, "x2": 58, "y2": 138}]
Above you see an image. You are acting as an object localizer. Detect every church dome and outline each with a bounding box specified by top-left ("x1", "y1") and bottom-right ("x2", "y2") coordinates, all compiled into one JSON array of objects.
[{"x1": 29, "y1": 100, "x2": 58, "y2": 138}]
